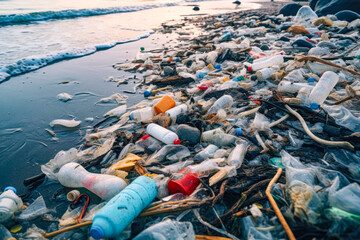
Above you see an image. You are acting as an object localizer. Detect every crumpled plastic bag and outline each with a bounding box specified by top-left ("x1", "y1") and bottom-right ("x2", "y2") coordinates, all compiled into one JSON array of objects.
[
  {"x1": 146, "y1": 145, "x2": 191, "y2": 166},
  {"x1": 41, "y1": 148, "x2": 78, "y2": 180},
  {"x1": 18, "y1": 196, "x2": 50, "y2": 221}
]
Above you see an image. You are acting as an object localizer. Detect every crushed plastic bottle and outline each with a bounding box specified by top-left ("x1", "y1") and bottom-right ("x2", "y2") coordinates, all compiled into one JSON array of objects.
[{"x1": 0, "y1": 187, "x2": 23, "y2": 223}]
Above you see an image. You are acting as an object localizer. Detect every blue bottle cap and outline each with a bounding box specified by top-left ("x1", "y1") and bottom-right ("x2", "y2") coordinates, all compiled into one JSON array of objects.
[
  {"x1": 90, "y1": 226, "x2": 105, "y2": 239},
  {"x1": 236, "y1": 128, "x2": 242, "y2": 136},
  {"x1": 129, "y1": 113, "x2": 134, "y2": 120},
  {"x1": 232, "y1": 78, "x2": 239, "y2": 82},
  {"x1": 310, "y1": 102, "x2": 319, "y2": 109},
  {"x1": 144, "y1": 90, "x2": 151, "y2": 97},
  {"x1": 215, "y1": 64, "x2": 221, "y2": 69},
  {"x1": 4, "y1": 186, "x2": 17, "y2": 194},
  {"x1": 307, "y1": 77, "x2": 315, "y2": 83}
]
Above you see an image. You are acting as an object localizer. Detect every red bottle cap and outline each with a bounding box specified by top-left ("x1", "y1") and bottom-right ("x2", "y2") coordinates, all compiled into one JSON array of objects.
[
  {"x1": 168, "y1": 171, "x2": 200, "y2": 195},
  {"x1": 248, "y1": 66, "x2": 253, "y2": 72},
  {"x1": 141, "y1": 134, "x2": 150, "y2": 140},
  {"x1": 174, "y1": 139, "x2": 181, "y2": 145}
]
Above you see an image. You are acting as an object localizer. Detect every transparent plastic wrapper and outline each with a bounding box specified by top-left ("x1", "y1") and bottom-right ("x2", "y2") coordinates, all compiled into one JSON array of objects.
[
  {"x1": 294, "y1": 6, "x2": 318, "y2": 23},
  {"x1": 227, "y1": 139, "x2": 249, "y2": 169},
  {"x1": 253, "y1": 113, "x2": 270, "y2": 132},
  {"x1": 194, "y1": 144, "x2": 219, "y2": 162},
  {"x1": 148, "y1": 160, "x2": 194, "y2": 175},
  {"x1": 278, "y1": 80, "x2": 314, "y2": 93},
  {"x1": 18, "y1": 196, "x2": 50, "y2": 221},
  {"x1": 136, "y1": 135, "x2": 163, "y2": 152},
  {"x1": 328, "y1": 177, "x2": 360, "y2": 216},
  {"x1": 322, "y1": 104, "x2": 360, "y2": 132},
  {"x1": 41, "y1": 147, "x2": 78, "y2": 180},
  {"x1": 283, "y1": 69, "x2": 304, "y2": 82},
  {"x1": 133, "y1": 219, "x2": 195, "y2": 240},
  {"x1": 324, "y1": 149, "x2": 360, "y2": 179},
  {"x1": 59, "y1": 206, "x2": 82, "y2": 226},
  {"x1": 153, "y1": 175, "x2": 170, "y2": 199},
  {"x1": 146, "y1": 145, "x2": 191, "y2": 165},
  {"x1": 188, "y1": 158, "x2": 225, "y2": 177},
  {"x1": 241, "y1": 216, "x2": 273, "y2": 240}
]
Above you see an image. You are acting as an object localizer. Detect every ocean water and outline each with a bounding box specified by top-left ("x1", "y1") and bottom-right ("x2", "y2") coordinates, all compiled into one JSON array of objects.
[{"x1": 0, "y1": 0, "x2": 268, "y2": 83}]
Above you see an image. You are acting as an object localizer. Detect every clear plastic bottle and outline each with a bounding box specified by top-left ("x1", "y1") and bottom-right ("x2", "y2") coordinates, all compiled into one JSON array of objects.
[
  {"x1": 136, "y1": 135, "x2": 163, "y2": 152},
  {"x1": 0, "y1": 224, "x2": 14, "y2": 240},
  {"x1": 130, "y1": 107, "x2": 154, "y2": 122},
  {"x1": 256, "y1": 68, "x2": 275, "y2": 81},
  {"x1": 133, "y1": 219, "x2": 195, "y2": 240},
  {"x1": 207, "y1": 95, "x2": 233, "y2": 115},
  {"x1": 90, "y1": 176, "x2": 157, "y2": 239},
  {"x1": 194, "y1": 144, "x2": 219, "y2": 161},
  {"x1": 201, "y1": 128, "x2": 225, "y2": 142},
  {"x1": 220, "y1": 80, "x2": 239, "y2": 90},
  {"x1": 309, "y1": 71, "x2": 339, "y2": 105},
  {"x1": 248, "y1": 55, "x2": 284, "y2": 72},
  {"x1": 227, "y1": 140, "x2": 249, "y2": 169},
  {"x1": 57, "y1": 162, "x2": 127, "y2": 200},
  {"x1": 204, "y1": 132, "x2": 238, "y2": 147},
  {"x1": 0, "y1": 187, "x2": 23, "y2": 223},
  {"x1": 165, "y1": 104, "x2": 188, "y2": 120},
  {"x1": 146, "y1": 123, "x2": 180, "y2": 145},
  {"x1": 278, "y1": 80, "x2": 314, "y2": 93}
]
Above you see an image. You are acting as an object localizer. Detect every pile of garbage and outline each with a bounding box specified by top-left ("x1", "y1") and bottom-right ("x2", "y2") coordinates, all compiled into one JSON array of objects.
[{"x1": 1, "y1": 4, "x2": 360, "y2": 240}]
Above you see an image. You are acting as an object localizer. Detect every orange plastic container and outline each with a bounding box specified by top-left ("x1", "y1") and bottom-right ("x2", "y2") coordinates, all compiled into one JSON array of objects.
[{"x1": 153, "y1": 95, "x2": 176, "y2": 114}]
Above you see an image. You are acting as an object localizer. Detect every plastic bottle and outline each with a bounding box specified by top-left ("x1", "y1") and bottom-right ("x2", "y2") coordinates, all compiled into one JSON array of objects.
[
  {"x1": 248, "y1": 55, "x2": 284, "y2": 72},
  {"x1": 144, "y1": 85, "x2": 156, "y2": 97},
  {"x1": 220, "y1": 80, "x2": 239, "y2": 90},
  {"x1": 146, "y1": 123, "x2": 180, "y2": 145},
  {"x1": 0, "y1": 187, "x2": 23, "y2": 223},
  {"x1": 165, "y1": 104, "x2": 188, "y2": 120},
  {"x1": 133, "y1": 219, "x2": 195, "y2": 240},
  {"x1": 256, "y1": 68, "x2": 275, "y2": 80},
  {"x1": 130, "y1": 107, "x2": 154, "y2": 122},
  {"x1": 207, "y1": 95, "x2": 233, "y2": 115},
  {"x1": 201, "y1": 128, "x2": 225, "y2": 142},
  {"x1": 309, "y1": 71, "x2": 339, "y2": 105},
  {"x1": 194, "y1": 144, "x2": 219, "y2": 161},
  {"x1": 0, "y1": 223, "x2": 14, "y2": 240},
  {"x1": 90, "y1": 176, "x2": 157, "y2": 239},
  {"x1": 211, "y1": 133, "x2": 239, "y2": 147},
  {"x1": 197, "y1": 80, "x2": 213, "y2": 90},
  {"x1": 153, "y1": 95, "x2": 176, "y2": 114},
  {"x1": 227, "y1": 140, "x2": 249, "y2": 169},
  {"x1": 278, "y1": 80, "x2": 314, "y2": 93},
  {"x1": 57, "y1": 162, "x2": 127, "y2": 200}
]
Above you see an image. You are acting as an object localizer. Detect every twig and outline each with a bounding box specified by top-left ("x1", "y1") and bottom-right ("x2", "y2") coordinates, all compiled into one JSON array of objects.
[
  {"x1": 266, "y1": 168, "x2": 296, "y2": 240},
  {"x1": 285, "y1": 105, "x2": 354, "y2": 150},
  {"x1": 44, "y1": 221, "x2": 93, "y2": 238},
  {"x1": 269, "y1": 114, "x2": 290, "y2": 128},
  {"x1": 297, "y1": 56, "x2": 360, "y2": 76}
]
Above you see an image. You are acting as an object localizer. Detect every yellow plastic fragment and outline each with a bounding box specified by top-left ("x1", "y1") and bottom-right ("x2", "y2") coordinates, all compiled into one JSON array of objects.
[
  {"x1": 144, "y1": 173, "x2": 158, "y2": 178},
  {"x1": 11, "y1": 224, "x2": 22, "y2": 233},
  {"x1": 109, "y1": 153, "x2": 142, "y2": 171}
]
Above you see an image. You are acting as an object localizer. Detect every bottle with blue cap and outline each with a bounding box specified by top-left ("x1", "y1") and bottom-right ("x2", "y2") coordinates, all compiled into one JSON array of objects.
[
  {"x1": 0, "y1": 187, "x2": 23, "y2": 223},
  {"x1": 143, "y1": 85, "x2": 156, "y2": 97},
  {"x1": 90, "y1": 176, "x2": 157, "y2": 239},
  {"x1": 130, "y1": 107, "x2": 154, "y2": 122}
]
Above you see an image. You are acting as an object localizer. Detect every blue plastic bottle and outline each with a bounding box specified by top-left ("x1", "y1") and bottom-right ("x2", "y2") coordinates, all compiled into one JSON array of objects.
[{"x1": 90, "y1": 176, "x2": 157, "y2": 239}]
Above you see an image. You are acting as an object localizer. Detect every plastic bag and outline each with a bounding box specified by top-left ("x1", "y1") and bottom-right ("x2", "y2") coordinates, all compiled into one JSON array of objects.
[
  {"x1": 41, "y1": 148, "x2": 78, "y2": 180},
  {"x1": 18, "y1": 196, "x2": 50, "y2": 221}
]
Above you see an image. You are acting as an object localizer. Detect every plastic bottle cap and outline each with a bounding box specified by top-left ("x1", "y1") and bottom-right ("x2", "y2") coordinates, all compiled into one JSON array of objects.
[
  {"x1": 357, "y1": 55, "x2": 360, "y2": 59},
  {"x1": 215, "y1": 64, "x2": 221, "y2": 69},
  {"x1": 141, "y1": 134, "x2": 150, "y2": 140},
  {"x1": 248, "y1": 66, "x2": 253, "y2": 72},
  {"x1": 4, "y1": 186, "x2": 16, "y2": 194},
  {"x1": 174, "y1": 139, "x2": 181, "y2": 145},
  {"x1": 232, "y1": 78, "x2": 238, "y2": 82},
  {"x1": 236, "y1": 128, "x2": 243, "y2": 136},
  {"x1": 310, "y1": 102, "x2": 319, "y2": 109},
  {"x1": 144, "y1": 90, "x2": 151, "y2": 97},
  {"x1": 129, "y1": 113, "x2": 134, "y2": 120},
  {"x1": 140, "y1": 47, "x2": 145, "y2": 51},
  {"x1": 237, "y1": 76, "x2": 245, "y2": 81},
  {"x1": 90, "y1": 226, "x2": 105, "y2": 239},
  {"x1": 307, "y1": 77, "x2": 315, "y2": 83}
]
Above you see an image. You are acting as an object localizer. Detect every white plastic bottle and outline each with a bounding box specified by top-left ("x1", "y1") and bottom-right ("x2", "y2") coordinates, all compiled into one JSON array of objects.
[
  {"x1": 256, "y1": 68, "x2": 275, "y2": 80},
  {"x1": 130, "y1": 107, "x2": 154, "y2": 122},
  {"x1": 248, "y1": 55, "x2": 284, "y2": 72},
  {"x1": 165, "y1": 104, "x2": 188, "y2": 120},
  {"x1": 194, "y1": 144, "x2": 219, "y2": 161},
  {"x1": 146, "y1": 123, "x2": 180, "y2": 145},
  {"x1": 207, "y1": 95, "x2": 233, "y2": 114},
  {"x1": 57, "y1": 162, "x2": 127, "y2": 200},
  {"x1": 0, "y1": 187, "x2": 23, "y2": 223},
  {"x1": 220, "y1": 80, "x2": 239, "y2": 90},
  {"x1": 278, "y1": 80, "x2": 314, "y2": 93},
  {"x1": 309, "y1": 71, "x2": 339, "y2": 106},
  {"x1": 227, "y1": 140, "x2": 249, "y2": 169}
]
